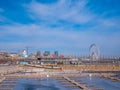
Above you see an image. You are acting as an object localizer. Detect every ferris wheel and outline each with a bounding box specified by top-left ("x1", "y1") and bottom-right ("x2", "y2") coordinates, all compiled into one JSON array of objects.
[{"x1": 89, "y1": 44, "x2": 100, "y2": 61}]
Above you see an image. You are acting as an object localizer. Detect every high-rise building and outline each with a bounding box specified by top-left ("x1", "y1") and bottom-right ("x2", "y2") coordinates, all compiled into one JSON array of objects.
[
  {"x1": 43, "y1": 51, "x2": 50, "y2": 56},
  {"x1": 59, "y1": 54, "x2": 64, "y2": 59},
  {"x1": 36, "y1": 51, "x2": 41, "y2": 57},
  {"x1": 54, "y1": 51, "x2": 58, "y2": 58}
]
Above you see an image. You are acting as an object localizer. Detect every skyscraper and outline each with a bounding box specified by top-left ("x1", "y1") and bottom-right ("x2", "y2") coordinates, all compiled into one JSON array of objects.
[
  {"x1": 36, "y1": 51, "x2": 41, "y2": 58},
  {"x1": 43, "y1": 51, "x2": 50, "y2": 56},
  {"x1": 54, "y1": 51, "x2": 58, "y2": 58}
]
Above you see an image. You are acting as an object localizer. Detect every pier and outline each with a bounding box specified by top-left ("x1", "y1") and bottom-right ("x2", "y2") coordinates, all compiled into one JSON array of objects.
[
  {"x1": 63, "y1": 76, "x2": 88, "y2": 90},
  {"x1": 0, "y1": 76, "x2": 18, "y2": 90}
]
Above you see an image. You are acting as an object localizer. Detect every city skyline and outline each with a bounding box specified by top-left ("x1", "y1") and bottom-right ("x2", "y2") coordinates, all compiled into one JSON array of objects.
[{"x1": 0, "y1": 0, "x2": 120, "y2": 56}]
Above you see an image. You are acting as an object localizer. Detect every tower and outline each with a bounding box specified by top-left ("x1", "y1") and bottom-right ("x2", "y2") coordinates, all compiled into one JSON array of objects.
[
  {"x1": 22, "y1": 49, "x2": 28, "y2": 58},
  {"x1": 54, "y1": 51, "x2": 58, "y2": 58}
]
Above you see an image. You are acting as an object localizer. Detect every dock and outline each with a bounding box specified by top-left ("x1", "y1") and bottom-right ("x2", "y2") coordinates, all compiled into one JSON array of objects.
[
  {"x1": 63, "y1": 76, "x2": 88, "y2": 90},
  {"x1": 0, "y1": 76, "x2": 18, "y2": 90}
]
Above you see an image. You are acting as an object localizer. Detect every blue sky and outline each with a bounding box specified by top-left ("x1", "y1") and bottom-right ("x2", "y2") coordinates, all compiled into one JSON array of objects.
[{"x1": 0, "y1": 0, "x2": 120, "y2": 56}]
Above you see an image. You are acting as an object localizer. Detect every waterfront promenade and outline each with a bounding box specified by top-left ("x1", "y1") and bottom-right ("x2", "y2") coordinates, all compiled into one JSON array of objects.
[{"x1": 0, "y1": 64, "x2": 120, "y2": 78}]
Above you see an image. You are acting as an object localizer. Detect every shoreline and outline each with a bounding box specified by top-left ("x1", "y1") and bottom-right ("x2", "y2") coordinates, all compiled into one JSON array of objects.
[{"x1": 0, "y1": 72, "x2": 119, "y2": 90}]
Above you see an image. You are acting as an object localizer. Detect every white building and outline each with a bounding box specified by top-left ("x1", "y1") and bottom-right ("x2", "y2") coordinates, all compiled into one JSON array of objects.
[{"x1": 22, "y1": 49, "x2": 28, "y2": 58}]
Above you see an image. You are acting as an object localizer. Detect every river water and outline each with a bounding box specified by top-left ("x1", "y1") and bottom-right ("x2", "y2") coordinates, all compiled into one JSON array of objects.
[
  {"x1": 79, "y1": 77, "x2": 120, "y2": 90},
  {"x1": 13, "y1": 77, "x2": 120, "y2": 90},
  {"x1": 14, "y1": 78, "x2": 67, "y2": 90}
]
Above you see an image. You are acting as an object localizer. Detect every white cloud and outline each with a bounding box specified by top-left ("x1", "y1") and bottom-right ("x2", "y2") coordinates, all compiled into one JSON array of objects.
[
  {"x1": 0, "y1": 23, "x2": 120, "y2": 56},
  {"x1": 24, "y1": 0, "x2": 94, "y2": 24},
  {"x1": 0, "y1": 0, "x2": 120, "y2": 56},
  {"x1": 24, "y1": 0, "x2": 120, "y2": 29}
]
